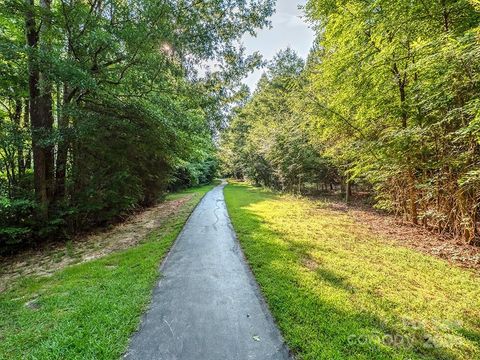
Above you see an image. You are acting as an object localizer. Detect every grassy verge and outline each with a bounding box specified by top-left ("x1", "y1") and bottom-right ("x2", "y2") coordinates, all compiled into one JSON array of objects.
[
  {"x1": 224, "y1": 182, "x2": 480, "y2": 360},
  {"x1": 0, "y1": 184, "x2": 213, "y2": 360}
]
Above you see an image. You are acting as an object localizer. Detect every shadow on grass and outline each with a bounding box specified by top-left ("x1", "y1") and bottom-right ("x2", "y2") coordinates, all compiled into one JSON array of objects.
[
  {"x1": 458, "y1": 327, "x2": 480, "y2": 347},
  {"x1": 315, "y1": 267, "x2": 356, "y2": 293},
  {"x1": 225, "y1": 184, "x2": 476, "y2": 360}
]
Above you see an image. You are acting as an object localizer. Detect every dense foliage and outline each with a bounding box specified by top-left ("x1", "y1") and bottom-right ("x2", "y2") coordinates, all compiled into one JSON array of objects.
[
  {"x1": 220, "y1": 0, "x2": 480, "y2": 243},
  {"x1": 0, "y1": 0, "x2": 274, "y2": 251},
  {"x1": 220, "y1": 49, "x2": 339, "y2": 193}
]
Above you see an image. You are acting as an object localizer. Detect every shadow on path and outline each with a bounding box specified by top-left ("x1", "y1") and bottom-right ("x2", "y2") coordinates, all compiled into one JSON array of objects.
[{"x1": 124, "y1": 183, "x2": 291, "y2": 360}]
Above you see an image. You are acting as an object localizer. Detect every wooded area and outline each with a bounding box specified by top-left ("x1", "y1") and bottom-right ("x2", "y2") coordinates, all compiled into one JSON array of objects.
[
  {"x1": 220, "y1": 0, "x2": 480, "y2": 243},
  {"x1": 0, "y1": 0, "x2": 274, "y2": 252},
  {"x1": 1, "y1": 0, "x2": 480, "y2": 252},
  {"x1": 1, "y1": 2, "x2": 479, "y2": 358}
]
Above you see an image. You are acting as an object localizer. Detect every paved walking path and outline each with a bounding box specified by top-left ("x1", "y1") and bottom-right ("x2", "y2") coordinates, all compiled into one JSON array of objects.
[{"x1": 124, "y1": 182, "x2": 290, "y2": 360}]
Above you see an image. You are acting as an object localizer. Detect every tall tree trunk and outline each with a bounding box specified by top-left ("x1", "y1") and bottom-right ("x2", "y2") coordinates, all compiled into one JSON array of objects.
[
  {"x1": 394, "y1": 62, "x2": 418, "y2": 225},
  {"x1": 55, "y1": 85, "x2": 70, "y2": 201},
  {"x1": 26, "y1": 0, "x2": 47, "y2": 215},
  {"x1": 39, "y1": 0, "x2": 55, "y2": 202},
  {"x1": 23, "y1": 99, "x2": 32, "y2": 170},
  {"x1": 13, "y1": 99, "x2": 25, "y2": 177},
  {"x1": 400, "y1": 75, "x2": 418, "y2": 224},
  {"x1": 441, "y1": 0, "x2": 449, "y2": 32},
  {"x1": 407, "y1": 168, "x2": 418, "y2": 224},
  {"x1": 345, "y1": 179, "x2": 351, "y2": 203},
  {"x1": 26, "y1": 0, "x2": 54, "y2": 217},
  {"x1": 401, "y1": 80, "x2": 418, "y2": 225}
]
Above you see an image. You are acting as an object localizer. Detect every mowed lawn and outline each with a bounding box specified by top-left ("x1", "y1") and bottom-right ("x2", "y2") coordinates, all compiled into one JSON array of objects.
[
  {"x1": 0, "y1": 185, "x2": 213, "y2": 360},
  {"x1": 224, "y1": 182, "x2": 480, "y2": 360}
]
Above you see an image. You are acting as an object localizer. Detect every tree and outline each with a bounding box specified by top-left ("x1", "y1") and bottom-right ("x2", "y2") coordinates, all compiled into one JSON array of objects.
[
  {"x1": 0, "y1": 0, "x2": 274, "y2": 251},
  {"x1": 222, "y1": 0, "x2": 480, "y2": 243},
  {"x1": 220, "y1": 49, "x2": 337, "y2": 193},
  {"x1": 304, "y1": 0, "x2": 480, "y2": 241}
]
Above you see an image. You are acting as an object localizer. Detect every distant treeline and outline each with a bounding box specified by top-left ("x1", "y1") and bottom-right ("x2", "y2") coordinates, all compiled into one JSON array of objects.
[
  {"x1": 220, "y1": 0, "x2": 480, "y2": 243},
  {"x1": 0, "y1": 0, "x2": 274, "y2": 252}
]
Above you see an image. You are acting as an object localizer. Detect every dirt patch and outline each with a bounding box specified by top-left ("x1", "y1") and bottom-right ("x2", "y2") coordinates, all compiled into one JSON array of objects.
[
  {"x1": 318, "y1": 199, "x2": 480, "y2": 272},
  {"x1": 0, "y1": 195, "x2": 193, "y2": 292},
  {"x1": 301, "y1": 256, "x2": 320, "y2": 271}
]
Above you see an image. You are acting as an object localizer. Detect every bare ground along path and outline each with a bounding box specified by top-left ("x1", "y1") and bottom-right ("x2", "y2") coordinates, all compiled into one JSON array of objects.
[{"x1": 124, "y1": 182, "x2": 290, "y2": 360}]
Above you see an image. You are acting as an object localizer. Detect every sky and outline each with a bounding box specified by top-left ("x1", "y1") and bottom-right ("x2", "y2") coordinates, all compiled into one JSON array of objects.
[{"x1": 241, "y1": 0, "x2": 315, "y2": 90}]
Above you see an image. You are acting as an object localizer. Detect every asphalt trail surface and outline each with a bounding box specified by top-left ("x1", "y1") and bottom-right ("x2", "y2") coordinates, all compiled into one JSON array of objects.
[{"x1": 124, "y1": 182, "x2": 290, "y2": 360}]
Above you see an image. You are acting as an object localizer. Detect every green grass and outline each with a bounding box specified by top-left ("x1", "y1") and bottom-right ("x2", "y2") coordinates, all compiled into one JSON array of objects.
[
  {"x1": 0, "y1": 184, "x2": 213, "y2": 360},
  {"x1": 224, "y1": 182, "x2": 480, "y2": 360}
]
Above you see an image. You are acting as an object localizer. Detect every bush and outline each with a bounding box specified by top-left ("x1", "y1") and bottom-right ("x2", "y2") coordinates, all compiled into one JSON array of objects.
[
  {"x1": 0, "y1": 198, "x2": 36, "y2": 251},
  {"x1": 169, "y1": 157, "x2": 218, "y2": 191}
]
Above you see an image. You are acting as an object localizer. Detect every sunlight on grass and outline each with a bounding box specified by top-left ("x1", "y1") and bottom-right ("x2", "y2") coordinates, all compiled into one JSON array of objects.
[
  {"x1": 0, "y1": 184, "x2": 213, "y2": 360},
  {"x1": 224, "y1": 182, "x2": 480, "y2": 360}
]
